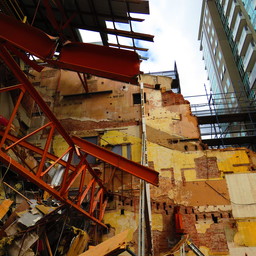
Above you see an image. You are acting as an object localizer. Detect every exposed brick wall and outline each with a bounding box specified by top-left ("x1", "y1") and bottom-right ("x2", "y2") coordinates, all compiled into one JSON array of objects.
[
  {"x1": 200, "y1": 223, "x2": 229, "y2": 253},
  {"x1": 161, "y1": 91, "x2": 189, "y2": 106},
  {"x1": 181, "y1": 214, "x2": 200, "y2": 244},
  {"x1": 181, "y1": 213, "x2": 230, "y2": 254},
  {"x1": 194, "y1": 155, "x2": 220, "y2": 179}
]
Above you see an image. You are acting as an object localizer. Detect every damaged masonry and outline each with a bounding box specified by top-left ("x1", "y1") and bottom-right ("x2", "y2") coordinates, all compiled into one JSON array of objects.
[{"x1": 1, "y1": 1, "x2": 256, "y2": 256}]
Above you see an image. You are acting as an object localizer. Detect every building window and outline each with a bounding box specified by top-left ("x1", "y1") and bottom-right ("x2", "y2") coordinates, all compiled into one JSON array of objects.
[
  {"x1": 204, "y1": 15, "x2": 207, "y2": 24},
  {"x1": 210, "y1": 36, "x2": 213, "y2": 45},
  {"x1": 222, "y1": 65, "x2": 226, "y2": 74},
  {"x1": 213, "y1": 41, "x2": 218, "y2": 56},
  {"x1": 205, "y1": 7, "x2": 209, "y2": 16},
  {"x1": 207, "y1": 25, "x2": 210, "y2": 34},
  {"x1": 82, "y1": 136, "x2": 98, "y2": 164},
  {"x1": 111, "y1": 144, "x2": 131, "y2": 160},
  {"x1": 220, "y1": 72, "x2": 224, "y2": 81},
  {"x1": 217, "y1": 59, "x2": 220, "y2": 68},
  {"x1": 226, "y1": 78, "x2": 231, "y2": 89},
  {"x1": 218, "y1": 51, "x2": 222, "y2": 60},
  {"x1": 133, "y1": 93, "x2": 146, "y2": 104},
  {"x1": 211, "y1": 27, "x2": 215, "y2": 37}
]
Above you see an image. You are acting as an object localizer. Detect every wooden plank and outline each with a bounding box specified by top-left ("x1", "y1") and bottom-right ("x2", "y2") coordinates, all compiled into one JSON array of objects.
[
  {"x1": 79, "y1": 230, "x2": 130, "y2": 256},
  {"x1": 0, "y1": 199, "x2": 13, "y2": 220}
]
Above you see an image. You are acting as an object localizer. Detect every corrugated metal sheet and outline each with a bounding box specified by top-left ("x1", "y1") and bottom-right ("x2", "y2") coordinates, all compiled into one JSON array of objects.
[{"x1": 226, "y1": 173, "x2": 256, "y2": 218}]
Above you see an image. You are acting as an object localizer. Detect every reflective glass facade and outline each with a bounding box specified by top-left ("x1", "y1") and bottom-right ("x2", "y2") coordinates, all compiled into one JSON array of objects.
[
  {"x1": 199, "y1": 0, "x2": 256, "y2": 106},
  {"x1": 242, "y1": 0, "x2": 256, "y2": 29}
]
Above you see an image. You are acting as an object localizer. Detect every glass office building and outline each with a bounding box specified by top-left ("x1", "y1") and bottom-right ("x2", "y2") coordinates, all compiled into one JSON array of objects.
[{"x1": 198, "y1": 0, "x2": 256, "y2": 110}]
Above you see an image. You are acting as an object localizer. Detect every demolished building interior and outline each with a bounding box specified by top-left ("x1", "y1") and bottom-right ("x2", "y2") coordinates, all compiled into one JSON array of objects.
[{"x1": 0, "y1": 0, "x2": 256, "y2": 256}]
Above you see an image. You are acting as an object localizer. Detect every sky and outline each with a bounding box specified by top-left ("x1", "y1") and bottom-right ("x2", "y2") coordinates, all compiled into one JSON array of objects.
[
  {"x1": 81, "y1": 0, "x2": 209, "y2": 101},
  {"x1": 134, "y1": 0, "x2": 209, "y2": 99}
]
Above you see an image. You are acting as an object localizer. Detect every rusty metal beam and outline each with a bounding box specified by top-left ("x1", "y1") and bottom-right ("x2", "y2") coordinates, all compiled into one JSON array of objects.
[
  {"x1": 0, "y1": 87, "x2": 24, "y2": 148},
  {"x1": 0, "y1": 84, "x2": 22, "y2": 93},
  {"x1": 72, "y1": 136, "x2": 159, "y2": 186},
  {"x1": 5, "y1": 43, "x2": 44, "y2": 72},
  {"x1": 108, "y1": 43, "x2": 148, "y2": 52},
  {"x1": 76, "y1": 25, "x2": 154, "y2": 42}
]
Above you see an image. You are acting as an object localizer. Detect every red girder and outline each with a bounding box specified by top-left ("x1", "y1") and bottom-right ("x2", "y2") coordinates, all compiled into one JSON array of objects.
[
  {"x1": 72, "y1": 136, "x2": 159, "y2": 186},
  {"x1": 0, "y1": 13, "x2": 56, "y2": 59},
  {"x1": 0, "y1": 12, "x2": 140, "y2": 84},
  {"x1": 51, "y1": 42, "x2": 140, "y2": 84},
  {"x1": 0, "y1": 45, "x2": 74, "y2": 147}
]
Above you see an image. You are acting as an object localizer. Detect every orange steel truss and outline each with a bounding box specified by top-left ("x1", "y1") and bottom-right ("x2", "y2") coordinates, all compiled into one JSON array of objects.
[{"x1": 0, "y1": 13, "x2": 158, "y2": 227}]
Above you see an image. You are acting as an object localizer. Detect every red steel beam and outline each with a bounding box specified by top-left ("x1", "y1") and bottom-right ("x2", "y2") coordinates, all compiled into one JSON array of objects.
[
  {"x1": 5, "y1": 43, "x2": 44, "y2": 73},
  {"x1": 72, "y1": 136, "x2": 159, "y2": 186},
  {"x1": 77, "y1": 178, "x2": 95, "y2": 206},
  {"x1": 51, "y1": 42, "x2": 140, "y2": 84},
  {"x1": 36, "y1": 124, "x2": 55, "y2": 177},
  {"x1": 41, "y1": 147, "x2": 73, "y2": 177},
  {"x1": 0, "y1": 13, "x2": 141, "y2": 84},
  {"x1": 0, "y1": 84, "x2": 22, "y2": 93},
  {"x1": 5, "y1": 122, "x2": 53, "y2": 151},
  {"x1": 0, "y1": 12, "x2": 57, "y2": 59}
]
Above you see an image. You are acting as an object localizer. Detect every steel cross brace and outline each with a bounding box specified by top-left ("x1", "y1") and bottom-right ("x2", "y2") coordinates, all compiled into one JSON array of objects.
[{"x1": 0, "y1": 150, "x2": 107, "y2": 227}]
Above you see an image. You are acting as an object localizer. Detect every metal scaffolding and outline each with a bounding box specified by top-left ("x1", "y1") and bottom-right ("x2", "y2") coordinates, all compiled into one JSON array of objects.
[{"x1": 185, "y1": 86, "x2": 256, "y2": 150}]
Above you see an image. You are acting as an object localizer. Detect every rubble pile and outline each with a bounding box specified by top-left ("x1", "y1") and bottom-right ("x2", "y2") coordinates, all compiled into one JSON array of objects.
[{"x1": 0, "y1": 178, "x2": 90, "y2": 256}]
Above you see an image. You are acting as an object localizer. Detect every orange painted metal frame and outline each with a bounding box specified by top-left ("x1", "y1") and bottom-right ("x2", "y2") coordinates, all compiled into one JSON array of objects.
[
  {"x1": 0, "y1": 15, "x2": 159, "y2": 227},
  {"x1": 72, "y1": 136, "x2": 159, "y2": 186}
]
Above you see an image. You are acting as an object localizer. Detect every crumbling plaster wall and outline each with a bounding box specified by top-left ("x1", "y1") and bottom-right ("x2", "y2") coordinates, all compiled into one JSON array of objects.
[
  {"x1": 100, "y1": 130, "x2": 256, "y2": 255},
  {"x1": 28, "y1": 68, "x2": 256, "y2": 255},
  {"x1": 29, "y1": 68, "x2": 200, "y2": 147}
]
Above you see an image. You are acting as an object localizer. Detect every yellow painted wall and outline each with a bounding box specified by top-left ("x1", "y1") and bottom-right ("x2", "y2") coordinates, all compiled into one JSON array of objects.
[
  {"x1": 100, "y1": 130, "x2": 253, "y2": 182},
  {"x1": 53, "y1": 135, "x2": 69, "y2": 157},
  {"x1": 234, "y1": 221, "x2": 256, "y2": 247}
]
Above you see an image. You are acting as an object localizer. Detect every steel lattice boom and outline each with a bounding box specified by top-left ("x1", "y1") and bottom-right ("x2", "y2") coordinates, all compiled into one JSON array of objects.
[{"x1": 0, "y1": 12, "x2": 159, "y2": 227}]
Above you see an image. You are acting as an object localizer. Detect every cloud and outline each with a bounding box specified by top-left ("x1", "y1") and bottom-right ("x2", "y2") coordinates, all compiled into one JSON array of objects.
[{"x1": 131, "y1": 0, "x2": 209, "y2": 99}]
